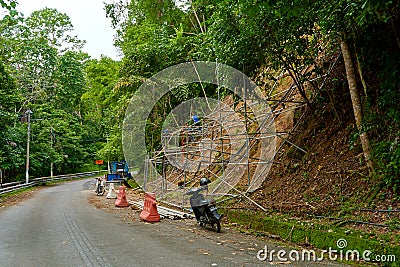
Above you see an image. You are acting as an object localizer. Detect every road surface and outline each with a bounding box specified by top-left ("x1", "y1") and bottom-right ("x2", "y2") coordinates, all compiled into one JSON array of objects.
[{"x1": 0, "y1": 179, "x2": 346, "y2": 266}]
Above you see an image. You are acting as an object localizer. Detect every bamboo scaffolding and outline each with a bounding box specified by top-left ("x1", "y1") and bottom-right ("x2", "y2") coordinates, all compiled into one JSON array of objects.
[{"x1": 141, "y1": 51, "x2": 338, "y2": 210}]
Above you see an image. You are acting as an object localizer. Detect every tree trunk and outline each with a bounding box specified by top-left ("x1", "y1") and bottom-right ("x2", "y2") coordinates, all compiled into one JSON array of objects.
[
  {"x1": 355, "y1": 51, "x2": 368, "y2": 99},
  {"x1": 340, "y1": 40, "x2": 374, "y2": 170}
]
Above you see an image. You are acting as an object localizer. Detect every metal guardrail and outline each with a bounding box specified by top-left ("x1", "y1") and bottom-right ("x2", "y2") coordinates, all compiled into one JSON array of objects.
[
  {"x1": 0, "y1": 171, "x2": 106, "y2": 196},
  {"x1": 0, "y1": 182, "x2": 36, "y2": 195}
]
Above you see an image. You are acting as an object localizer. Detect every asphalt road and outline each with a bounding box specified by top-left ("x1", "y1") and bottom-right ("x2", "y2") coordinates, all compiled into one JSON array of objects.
[{"x1": 0, "y1": 179, "x2": 347, "y2": 267}]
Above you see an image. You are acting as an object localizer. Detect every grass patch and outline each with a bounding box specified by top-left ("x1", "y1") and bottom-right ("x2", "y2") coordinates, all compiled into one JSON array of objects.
[
  {"x1": 0, "y1": 186, "x2": 36, "y2": 199},
  {"x1": 223, "y1": 209, "x2": 399, "y2": 266}
]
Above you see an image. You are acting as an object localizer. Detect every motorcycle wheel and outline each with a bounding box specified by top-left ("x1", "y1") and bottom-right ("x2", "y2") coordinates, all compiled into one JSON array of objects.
[
  {"x1": 97, "y1": 187, "x2": 105, "y2": 196},
  {"x1": 211, "y1": 218, "x2": 221, "y2": 233}
]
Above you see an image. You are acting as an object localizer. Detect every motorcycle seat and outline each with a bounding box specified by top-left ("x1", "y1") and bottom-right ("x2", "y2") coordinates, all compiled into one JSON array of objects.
[{"x1": 199, "y1": 200, "x2": 209, "y2": 205}]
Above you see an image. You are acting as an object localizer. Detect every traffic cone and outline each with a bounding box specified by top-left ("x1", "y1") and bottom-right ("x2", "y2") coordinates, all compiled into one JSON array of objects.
[
  {"x1": 107, "y1": 183, "x2": 117, "y2": 199},
  {"x1": 140, "y1": 192, "x2": 160, "y2": 222},
  {"x1": 115, "y1": 186, "x2": 129, "y2": 207}
]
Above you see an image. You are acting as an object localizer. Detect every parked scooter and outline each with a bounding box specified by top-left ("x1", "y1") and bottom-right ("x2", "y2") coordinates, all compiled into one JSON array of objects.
[
  {"x1": 95, "y1": 177, "x2": 106, "y2": 196},
  {"x1": 186, "y1": 178, "x2": 222, "y2": 232}
]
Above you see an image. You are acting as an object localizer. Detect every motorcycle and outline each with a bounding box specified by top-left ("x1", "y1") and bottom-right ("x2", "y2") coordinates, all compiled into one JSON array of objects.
[
  {"x1": 95, "y1": 177, "x2": 106, "y2": 196},
  {"x1": 186, "y1": 178, "x2": 222, "y2": 233}
]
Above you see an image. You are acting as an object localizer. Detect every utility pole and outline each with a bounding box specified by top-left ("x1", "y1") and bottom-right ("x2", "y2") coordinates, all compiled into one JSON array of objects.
[
  {"x1": 25, "y1": 109, "x2": 32, "y2": 184},
  {"x1": 106, "y1": 134, "x2": 110, "y2": 173}
]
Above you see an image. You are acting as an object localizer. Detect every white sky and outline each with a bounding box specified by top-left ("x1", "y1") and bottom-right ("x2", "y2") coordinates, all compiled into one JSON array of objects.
[{"x1": 16, "y1": 0, "x2": 121, "y2": 60}]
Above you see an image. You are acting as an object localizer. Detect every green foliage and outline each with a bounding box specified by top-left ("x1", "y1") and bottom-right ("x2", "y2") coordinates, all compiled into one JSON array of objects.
[
  {"x1": 0, "y1": 0, "x2": 19, "y2": 21},
  {"x1": 55, "y1": 51, "x2": 89, "y2": 111},
  {"x1": 375, "y1": 140, "x2": 400, "y2": 194},
  {"x1": 5, "y1": 8, "x2": 88, "y2": 107},
  {"x1": 0, "y1": 62, "x2": 19, "y2": 112},
  {"x1": 0, "y1": 7, "x2": 105, "y2": 181},
  {"x1": 81, "y1": 56, "x2": 129, "y2": 162},
  {"x1": 204, "y1": 0, "x2": 321, "y2": 75},
  {"x1": 24, "y1": 8, "x2": 84, "y2": 50},
  {"x1": 346, "y1": 1, "x2": 400, "y2": 194},
  {"x1": 0, "y1": 62, "x2": 24, "y2": 174},
  {"x1": 0, "y1": 0, "x2": 16, "y2": 10},
  {"x1": 371, "y1": 52, "x2": 400, "y2": 194}
]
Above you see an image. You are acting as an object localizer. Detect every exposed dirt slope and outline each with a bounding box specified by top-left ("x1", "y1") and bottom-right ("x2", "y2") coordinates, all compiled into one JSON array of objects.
[{"x1": 248, "y1": 60, "x2": 400, "y2": 220}]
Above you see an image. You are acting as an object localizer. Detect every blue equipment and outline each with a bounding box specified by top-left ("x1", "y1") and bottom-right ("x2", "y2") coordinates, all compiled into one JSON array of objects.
[
  {"x1": 106, "y1": 161, "x2": 132, "y2": 182},
  {"x1": 192, "y1": 115, "x2": 200, "y2": 124}
]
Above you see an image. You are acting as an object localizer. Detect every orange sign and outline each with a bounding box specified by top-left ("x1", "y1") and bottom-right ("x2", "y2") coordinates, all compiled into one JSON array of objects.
[{"x1": 95, "y1": 160, "x2": 104, "y2": 165}]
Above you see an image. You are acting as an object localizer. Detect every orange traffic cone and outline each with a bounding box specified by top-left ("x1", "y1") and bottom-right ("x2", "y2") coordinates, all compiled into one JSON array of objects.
[
  {"x1": 115, "y1": 186, "x2": 129, "y2": 207},
  {"x1": 140, "y1": 192, "x2": 160, "y2": 222}
]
